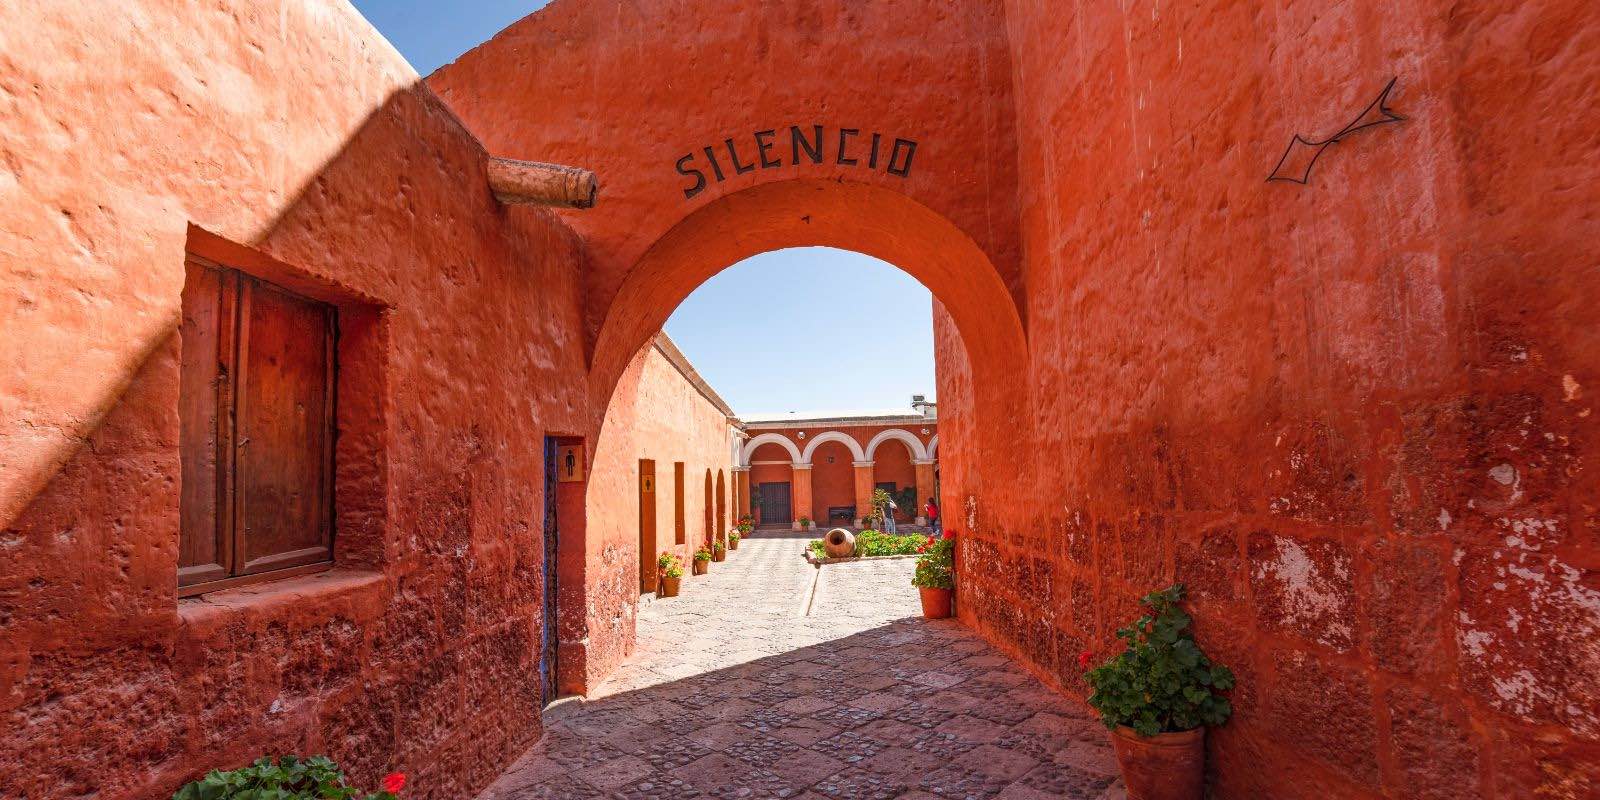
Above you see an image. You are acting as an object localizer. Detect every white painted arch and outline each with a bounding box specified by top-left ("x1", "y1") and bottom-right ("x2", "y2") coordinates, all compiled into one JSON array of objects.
[
  {"x1": 865, "y1": 428, "x2": 930, "y2": 461},
  {"x1": 800, "y1": 430, "x2": 867, "y2": 464},
  {"x1": 927, "y1": 434, "x2": 938, "y2": 458},
  {"x1": 739, "y1": 432, "x2": 802, "y2": 466}
]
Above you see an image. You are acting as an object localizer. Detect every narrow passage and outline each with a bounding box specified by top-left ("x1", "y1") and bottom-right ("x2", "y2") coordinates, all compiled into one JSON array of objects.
[{"x1": 481, "y1": 530, "x2": 1123, "y2": 799}]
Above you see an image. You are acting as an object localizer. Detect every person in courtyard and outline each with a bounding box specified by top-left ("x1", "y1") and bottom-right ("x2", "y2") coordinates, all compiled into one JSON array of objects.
[
  {"x1": 925, "y1": 496, "x2": 939, "y2": 534},
  {"x1": 885, "y1": 497, "x2": 898, "y2": 533}
]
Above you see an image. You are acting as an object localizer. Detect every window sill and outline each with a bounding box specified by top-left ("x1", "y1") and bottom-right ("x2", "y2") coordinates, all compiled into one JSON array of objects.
[{"x1": 177, "y1": 568, "x2": 387, "y2": 630}]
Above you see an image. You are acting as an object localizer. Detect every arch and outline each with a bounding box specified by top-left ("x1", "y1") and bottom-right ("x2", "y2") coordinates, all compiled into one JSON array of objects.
[
  {"x1": 587, "y1": 179, "x2": 1030, "y2": 472},
  {"x1": 800, "y1": 430, "x2": 866, "y2": 464},
  {"x1": 927, "y1": 434, "x2": 939, "y2": 459},
  {"x1": 865, "y1": 428, "x2": 929, "y2": 461},
  {"x1": 739, "y1": 432, "x2": 802, "y2": 466}
]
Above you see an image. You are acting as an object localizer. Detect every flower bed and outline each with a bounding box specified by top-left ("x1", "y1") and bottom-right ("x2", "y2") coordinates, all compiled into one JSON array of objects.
[{"x1": 806, "y1": 529, "x2": 929, "y2": 561}]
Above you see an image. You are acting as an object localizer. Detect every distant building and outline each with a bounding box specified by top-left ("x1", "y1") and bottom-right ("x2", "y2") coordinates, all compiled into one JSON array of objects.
[{"x1": 735, "y1": 397, "x2": 938, "y2": 529}]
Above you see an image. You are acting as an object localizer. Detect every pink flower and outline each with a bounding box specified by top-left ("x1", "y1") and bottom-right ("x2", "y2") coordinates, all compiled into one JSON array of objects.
[
  {"x1": 381, "y1": 772, "x2": 406, "y2": 794},
  {"x1": 1077, "y1": 650, "x2": 1094, "y2": 671}
]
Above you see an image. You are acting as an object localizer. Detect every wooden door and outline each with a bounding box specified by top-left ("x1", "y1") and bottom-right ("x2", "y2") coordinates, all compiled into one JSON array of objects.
[
  {"x1": 178, "y1": 259, "x2": 335, "y2": 593},
  {"x1": 759, "y1": 482, "x2": 792, "y2": 525},
  {"x1": 234, "y1": 277, "x2": 336, "y2": 575},
  {"x1": 541, "y1": 437, "x2": 560, "y2": 705},
  {"x1": 638, "y1": 459, "x2": 657, "y2": 593}
]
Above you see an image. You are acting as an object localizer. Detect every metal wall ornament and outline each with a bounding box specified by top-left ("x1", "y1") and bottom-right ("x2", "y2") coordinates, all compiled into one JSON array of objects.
[{"x1": 1267, "y1": 77, "x2": 1405, "y2": 185}]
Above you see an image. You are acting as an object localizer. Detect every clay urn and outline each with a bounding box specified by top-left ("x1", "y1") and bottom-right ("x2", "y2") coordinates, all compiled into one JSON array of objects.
[
  {"x1": 1109, "y1": 726, "x2": 1204, "y2": 800},
  {"x1": 823, "y1": 528, "x2": 856, "y2": 558},
  {"x1": 658, "y1": 575, "x2": 681, "y2": 598}
]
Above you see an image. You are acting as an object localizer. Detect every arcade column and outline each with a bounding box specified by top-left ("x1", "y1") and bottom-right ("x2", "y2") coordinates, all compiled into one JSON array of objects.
[
  {"x1": 790, "y1": 464, "x2": 813, "y2": 530},
  {"x1": 913, "y1": 458, "x2": 937, "y2": 525},
  {"x1": 734, "y1": 467, "x2": 751, "y2": 523},
  {"x1": 852, "y1": 461, "x2": 876, "y2": 527}
]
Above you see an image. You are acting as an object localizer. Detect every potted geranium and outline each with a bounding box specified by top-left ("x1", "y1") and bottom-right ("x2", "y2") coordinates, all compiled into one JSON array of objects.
[
  {"x1": 798, "y1": 515, "x2": 812, "y2": 530},
  {"x1": 657, "y1": 552, "x2": 684, "y2": 597},
  {"x1": 175, "y1": 756, "x2": 404, "y2": 799},
  {"x1": 692, "y1": 546, "x2": 711, "y2": 575},
  {"x1": 729, "y1": 529, "x2": 741, "y2": 550},
  {"x1": 1082, "y1": 584, "x2": 1233, "y2": 800},
  {"x1": 910, "y1": 536, "x2": 953, "y2": 618},
  {"x1": 712, "y1": 540, "x2": 727, "y2": 562}
]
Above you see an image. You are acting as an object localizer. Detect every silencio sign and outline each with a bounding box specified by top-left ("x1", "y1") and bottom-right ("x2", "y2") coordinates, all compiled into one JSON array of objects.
[{"x1": 675, "y1": 125, "x2": 918, "y2": 199}]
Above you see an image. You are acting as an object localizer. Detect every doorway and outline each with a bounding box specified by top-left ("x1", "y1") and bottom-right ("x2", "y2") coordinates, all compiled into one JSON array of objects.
[
  {"x1": 759, "y1": 481, "x2": 792, "y2": 526},
  {"x1": 540, "y1": 437, "x2": 561, "y2": 706},
  {"x1": 638, "y1": 459, "x2": 657, "y2": 593}
]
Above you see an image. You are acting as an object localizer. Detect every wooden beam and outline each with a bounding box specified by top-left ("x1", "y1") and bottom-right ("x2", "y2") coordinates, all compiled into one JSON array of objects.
[{"x1": 487, "y1": 157, "x2": 597, "y2": 209}]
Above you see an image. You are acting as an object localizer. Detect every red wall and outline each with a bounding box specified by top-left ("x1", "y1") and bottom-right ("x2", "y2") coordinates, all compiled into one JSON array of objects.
[
  {"x1": 933, "y1": 2, "x2": 1600, "y2": 797},
  {"x1": 808, "y1": 441, "x2": 856, "y2": 524},
  {"x1": 0, "y1": 4, "x2": 596, "y2": 798},
  {"x1": 581, "y1": 339, "x2": 735, "y2": 689}
]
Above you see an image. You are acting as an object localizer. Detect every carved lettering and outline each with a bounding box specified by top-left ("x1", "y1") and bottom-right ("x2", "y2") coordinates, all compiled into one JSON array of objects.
[{"x1": 673, "y1": 125, "x2": 920, "y2": 199}]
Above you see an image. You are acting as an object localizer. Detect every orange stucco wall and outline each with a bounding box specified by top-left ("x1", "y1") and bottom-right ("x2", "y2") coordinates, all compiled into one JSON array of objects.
[
  {"x1": 581, "y1": 338, "x2": 736, "y2": 687},
  {"x1": 0, "y1": 2, "x2": 595, "y2": 797}
]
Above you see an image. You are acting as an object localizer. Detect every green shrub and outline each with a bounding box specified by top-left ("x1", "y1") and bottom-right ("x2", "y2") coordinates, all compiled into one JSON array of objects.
[
  {"x1": 1083, "y1": 584, "x2": 1234, "y2": 736},
  {"x1": 911, "y1": 537, "x2": 953, "y2": 589},
  {"x1": 172, "y1": 756, "x2": 402, "y2": 800},
  {"x1": 806, "y1": 530, "x2": 926, "y2": 559},
  {"x1": 693, "y1": 547, "x2": 712, "y2": 562}
]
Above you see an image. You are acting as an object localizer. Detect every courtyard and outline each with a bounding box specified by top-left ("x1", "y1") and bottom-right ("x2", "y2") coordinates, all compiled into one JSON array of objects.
[{"x1": 481, "y1": 530, "x2": 1120, "y2": 799}]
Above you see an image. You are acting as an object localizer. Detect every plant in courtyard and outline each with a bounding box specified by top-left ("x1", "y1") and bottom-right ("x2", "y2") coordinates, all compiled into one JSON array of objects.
[
  {"x1": 658, "y1": 551, "x2": 684, "y2": 578},
  {"x1": 911, "y1": 537, "x2": 954, "y2": 589},
  {"x1": 806, "y1": 530, "x2": 925, "y2": 559},
  {"x1": 736, "y1": 520, "x2": 754, "y2": 535},
  {"x1": 713, "y1": 541, "x2": 725, "y2": 555},
  {"x1": 693, "y1": 547, "x2": 712, "y2": 562},
  {"x1": 173, "y1": 756, "x2": 403, "y2": 799},
  {"x1": 868, "y1": 488, "x2": 893, "y2": 527},
  {"x1": 729, "y1": 530, "x2": 741, "y2": 545},
  {"x1": 1082, "y1": 584, "x2": 1233, "y2": 737},
  {"x1": 798, "y1": 515, "x2": 811, "y2": 528}
]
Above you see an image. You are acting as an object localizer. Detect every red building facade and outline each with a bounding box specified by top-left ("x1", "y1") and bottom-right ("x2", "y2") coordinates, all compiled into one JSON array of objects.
[{"x1": 737, "y1": 398, "x2": 939, "y2": 529}]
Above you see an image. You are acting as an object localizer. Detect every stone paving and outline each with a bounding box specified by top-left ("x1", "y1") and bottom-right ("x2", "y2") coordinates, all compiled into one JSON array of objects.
[{"x1": 479, "y1": 530, "x2": 1122, "y2": 800}]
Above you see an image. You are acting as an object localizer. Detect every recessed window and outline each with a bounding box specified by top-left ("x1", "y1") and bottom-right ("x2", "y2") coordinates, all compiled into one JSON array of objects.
[{"x1": 179, "y1": 257, "x2": 336, "y2": 595}]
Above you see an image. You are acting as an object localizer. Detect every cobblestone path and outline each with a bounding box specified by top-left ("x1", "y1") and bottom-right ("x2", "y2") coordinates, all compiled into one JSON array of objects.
[{"x1": 480, "y1": 530, "x2": 1122, "y2": 799}]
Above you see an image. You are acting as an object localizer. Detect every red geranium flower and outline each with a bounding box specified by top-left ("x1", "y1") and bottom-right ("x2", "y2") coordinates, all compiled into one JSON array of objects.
[
  {"x1": 381, "y1": 772, "x2": 406, "y2": 794},
  {"x1": 1077, "y1": 650, "x2": 1094, "y2": 670}
]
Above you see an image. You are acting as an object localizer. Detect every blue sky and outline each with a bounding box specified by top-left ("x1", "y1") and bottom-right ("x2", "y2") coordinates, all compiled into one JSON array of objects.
[{"x1": 349, "y1": 2, "x2": 937, "y2": 415}]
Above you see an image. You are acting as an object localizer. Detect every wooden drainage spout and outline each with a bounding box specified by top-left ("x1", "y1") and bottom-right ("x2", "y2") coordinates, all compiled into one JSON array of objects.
[{"x1": 487, "y1": 157, "x2": 597, "y2": 209}]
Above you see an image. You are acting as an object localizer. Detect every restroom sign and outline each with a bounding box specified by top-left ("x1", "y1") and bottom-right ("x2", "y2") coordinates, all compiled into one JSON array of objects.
[{"x1": 557, "y1": 444, "x2": 585, "y2": 482}]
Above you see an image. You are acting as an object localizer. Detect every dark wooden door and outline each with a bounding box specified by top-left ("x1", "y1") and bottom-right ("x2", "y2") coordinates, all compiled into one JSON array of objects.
[
  {"x1": 638, "y1": 460, "x2": 656, "y2": 592},
  {"x1": 759, "y1": 482, "x2": 791, "y2": 525},
  {"x1": 179, "y1": 260, "x2": 335, "y2": 593},
  {"x1": 234, "y1": 277, "x2": 336, "y2": 575},
  {"x1": 541, "y1": 437, "x2": 560, "y2": 706}
]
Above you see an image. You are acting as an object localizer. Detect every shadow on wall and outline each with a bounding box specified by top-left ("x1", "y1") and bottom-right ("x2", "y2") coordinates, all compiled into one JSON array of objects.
[{"x1": 0, "y1": 78, "x2": 592, "y2": 799}]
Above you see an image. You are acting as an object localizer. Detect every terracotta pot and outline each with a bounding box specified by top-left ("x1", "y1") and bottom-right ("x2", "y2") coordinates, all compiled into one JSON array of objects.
[
  {"x1": 659, "y1": 575, "x2": 681, "y2": 597},
  {"x1": 729, "y1": 537, "x2": 740, "y2": 550},
  {"x1": 918, "y1": 587, "x2": 952, "y2": 618},
  {"x1": 713, "y1": 548, "x2": 726, "y2": 562},
  {"x1": 1109, "y1": 726, "x2": 1205, "y2": 800},
  {"x1": 692, "y1": 560, "x2": 708, "y2": 575}
]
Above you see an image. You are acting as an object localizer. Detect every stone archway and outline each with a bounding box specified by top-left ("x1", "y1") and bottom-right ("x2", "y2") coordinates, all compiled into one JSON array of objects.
[
  {"x1": 586, "y1": 179, "x2": 1028, "y2": 473},
  {"x1": 800, "y1": 431, "x2": 867, "y2": 464}
]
